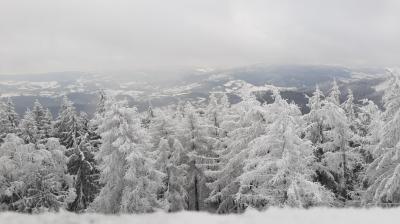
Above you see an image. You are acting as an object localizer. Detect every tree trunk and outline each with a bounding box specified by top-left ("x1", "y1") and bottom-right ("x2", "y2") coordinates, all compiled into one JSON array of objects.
[
  {"x1": 340, "y1": 135, "x2": 347, "y2": 203},
  {"x1": 194, "y1": 176, "x2": 200, "y2": 211}
]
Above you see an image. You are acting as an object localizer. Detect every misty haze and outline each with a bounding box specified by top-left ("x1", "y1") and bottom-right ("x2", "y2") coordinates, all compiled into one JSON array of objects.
[{"x1": 1, "y1": 1, "x2": 400, "y2": 224}]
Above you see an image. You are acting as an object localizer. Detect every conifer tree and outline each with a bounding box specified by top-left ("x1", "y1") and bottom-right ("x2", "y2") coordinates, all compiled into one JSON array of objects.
[
  {"x1": 207, "y1": 92, "x2": 268, "y2": 213},
  {"x1": 91, "y1": 99, "x2": 163, "y2": 213},
  {"x1": 306, "y1": 82, "x2": 365, "y2": 203},
  {"x1": 154, "y1": 138, "x2": 189, "y2": 212},
  {"x1": 31, "y1": 100, "x2": 53, "y2": 142},
  {"x1": 237, "y1": 92, "x2": 333, "y2": 209},
  {"x1": 177, "y1": 102, "x2": 216, "y2": 211},
  {"x1": 304, "y1": 85, "x2": 325, "y2": 146},
  {"x1": 363, "y1": 70, "x2": 400, "y2": 206},
  {"x1": 357, "y1": 99, "x2": 382, "y2": 156},
  {"x1": 0, "y1": 135, "x2": 75, "y2": 212},
  {"x1": 149, "y1": 107, "x2": 191, "y2": 212},
  {"x1": 18, "y1": 109, "x2": 40, "y2": 145},
  {"x1": 54, "y1": 96, "x2": 84, "y2": 149},
  {"x1": 67, "y1": 134, "x2": 100, "y2": 212},
  {"x1": 0, "y1": 98, "x2": 19, "y2": 141},
  {"x1": 89, "y1": 90, "x2": 107, "y2": 151},
  {"x1": 327, "y1": 79, "x2": 341, "y2": 105}
]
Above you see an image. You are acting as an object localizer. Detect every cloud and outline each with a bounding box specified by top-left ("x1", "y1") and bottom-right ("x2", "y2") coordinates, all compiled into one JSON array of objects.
[{"x1": 0, "y1": 0, "x2": 399, "y2": 74}]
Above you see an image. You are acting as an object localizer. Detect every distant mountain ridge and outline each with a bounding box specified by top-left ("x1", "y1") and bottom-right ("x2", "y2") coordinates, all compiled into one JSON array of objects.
[{"x1": 0, "y1": 65, "x2": 388, "y2": 116}]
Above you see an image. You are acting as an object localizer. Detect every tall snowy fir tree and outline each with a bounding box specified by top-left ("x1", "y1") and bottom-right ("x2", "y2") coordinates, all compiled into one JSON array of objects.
[
  {"x1": 65, "y1": 93, "x2": 107, "y2": 212},
  {"x1": 306, "y1": 82, "x2": 365, "y2": 204},
  {"x1": 67, "y1": 134, "x2": 100, "y2": 212},
  {"x1": 31, "y1": 100, "x2": 53, "y2": 142},
  {"x1": 178, "y1": 102, "x2": 217, "y2": 211},
  {"x1": 357, "y1": 99, "x2": 382, "y2": 157},
  {"x1": 154, "y1": 138, "x2": 189, "y2": 212},
  {"x1": 0, "y1": 98, "x2": 19, "y2": 142},
  {"x1": 207, "y1": 91, "x2": 269, "y2": 213},
  {"x1": 0, "y1": 97, "x2": 19, "y2": 133},
  {"x1": 149, "y1": 109, "x2": 177, "y2": 148},
  {"x1": 204, "y1": 92, "x2": 230, "y2": 177},
  {"x1": 342, "y1": 89, "x2": 356, "y2": 128},
  {"x1": 52, "y1": 96, "x2": 100, "y2": 212},
  {"x1": 89, "y1": 90, "x2": 107, "y2": 151},
  {"x1": 327, "y1": 79, "x2": 341, "y2": 105},
  {"x1": 304, "y1": 85, "x2": 325, "y2": 146},
  {"x1": 18, "y1": 109, "x2": 40, "y2": 145},
  {"x1": 148, "y1": 108, "x2": 190, "y2": 212},
  {"x1": 363, "y1": 70, "x2": 400, "y2": 206},
  {"x1": 54, "y1": 96, "x2": 84, "y2": 149},
  {"x1": 91, "y1": 98, "x2": 163, "y2": 214},
  {"x1": 237, "y1": 92, "x2": 333, "y2": 209}
]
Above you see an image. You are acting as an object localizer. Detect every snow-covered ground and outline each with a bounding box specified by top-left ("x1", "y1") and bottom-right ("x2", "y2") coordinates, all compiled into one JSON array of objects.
[{"x1": 1, "y1": 208, "x2": 399, "y2": 224}]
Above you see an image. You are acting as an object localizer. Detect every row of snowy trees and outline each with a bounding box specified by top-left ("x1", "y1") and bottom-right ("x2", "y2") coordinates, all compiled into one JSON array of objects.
[
  {"x1": 1, "y1": 70, "x2": 400, "y2": 213},
  {"x1": 0, "y1": 95, "x2": 100, "y2": 212}
]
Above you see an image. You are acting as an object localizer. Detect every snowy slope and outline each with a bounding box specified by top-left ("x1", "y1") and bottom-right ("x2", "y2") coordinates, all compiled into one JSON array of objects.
[{"x1": 0, "y1": 209, "x2": 399, "y2": 224}]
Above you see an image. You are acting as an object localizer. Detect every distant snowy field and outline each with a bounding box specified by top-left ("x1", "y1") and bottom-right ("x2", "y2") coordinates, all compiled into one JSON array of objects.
[{"x1": 1, "y1": 209, "x2": 399, "y2": 224}]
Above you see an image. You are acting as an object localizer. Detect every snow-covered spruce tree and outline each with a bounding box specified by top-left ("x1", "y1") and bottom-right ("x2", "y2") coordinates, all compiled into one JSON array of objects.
[
  {"x1": 52, "y1": 97, "x2": 100, "y2": 212},
  {"x1": 54, "y1": 96, "x2": 84, "y2": 149},
  {"x1": 341, "y1": 89, "x2": 368, "y2": 148},
  {"x1": 149, "y1": 109, "x2": 177, "y2": 148},
  {"x1": 340, "y1": 89, "x2": 371, "y2": 202},
  {"x1": 154, "y1": 138, "x2": 189, "y2": 212},
  {"x1": 363, "y1": 69, "x2": 400, "y2": 206},
  {"x1": 18, "y1": 109, "x2": 40, "y2": 145},
  {"x1": 205, "y1": 92, "x2": 229, "y2": 140},
  {"x1": 327, "y1": 79, "x2": 341, "y2": 106},
  {"x1": 17, "y1": 100, "x2": 53, "y2": 145},
  {"x1": 91, "y1": 99, "x2": 163, "y2": 214},
  {"x1": 204, "y1": 93, "x2": 230, "y2": 179},
  {"x1": 95, "y1": 89, "x2": 107, "y2": 116},
  {"x1": 148, "y1": 108, "x2": 191, "y2": 212},
  {"x1": 207, "y1": 91, "x2": 268, "y2": 213},
  {"x1": 44, "y1": 108, "x2": 54, "y2": 135},
  {"x1": 89, "y1": 90, "x2": 108, "y2": 152},
  {"x1": 66, "y1": 96, "x2": 104, "y2": 212},
  {"x1": 141, "y1": 104, "x2": 155, "y2": 129},
  {"x1": 304, "y1": 85, "x2": 325, "y2": 146},
  {"x1": 179, "y1": 102, "x2": 208, "y2": 153},
  {"x1": 0, "y1": 135, "x2": 75, "y2": 212},
  {"x1": 357, "y1": 99, "x2": 382, "y2": 157},
  {"x1": 67, "y1": 133, "x2": 100, "y2": 212},
  {"x1": 236, "y1": 92, "x2": 333, "y2": 209},
  {"x1": 342, "y1": 89, "x2": 356, "y2": 122},
  {"x1": 0, "y1": 98, "x2": 19, "y2": 142},
  {"x1": 306, "y1": 83, "x2": 363, "y2": 203},
  {"x1": 177, "y1": 102, "x2": 217, "y2": 211},
  {"x1": 31, "y1": 100, "x2": 53, "y2": 141}
]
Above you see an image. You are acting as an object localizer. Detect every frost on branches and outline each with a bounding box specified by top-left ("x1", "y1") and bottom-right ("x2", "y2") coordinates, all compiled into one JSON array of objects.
[
  {"x1": 90, "y1": 98, "x2": 163, "y2": 214},
  {"x1": 2, "y1": 69, "x2": 400, "y2": 213},
  {"x1": 0, "y1": 135, "x2": 74, "y2": 212},
  {"x1": 363, "y1": 69, "x2": 400, "y2": 206},
  {"x1": 237, "y1": 92, "x2": 333, "y2": 209}
]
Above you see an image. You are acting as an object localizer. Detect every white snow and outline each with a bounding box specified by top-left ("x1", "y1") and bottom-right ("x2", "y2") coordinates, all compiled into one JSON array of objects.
[
  {"x1": 163, "y1": 83, "x2": 202, "y2": 96},
  {"x1": 0, "y1": 81, "x2": 59, "y2": 89},
  {"x1": 206, "y1": 73, "x2": 232, "y2": 82},
  {"x1": 104, "y1": 89, "x2": 144, "y2": 98},
  {"x1": 1, "y1": 208, "x2": 399, "y2": 224}
]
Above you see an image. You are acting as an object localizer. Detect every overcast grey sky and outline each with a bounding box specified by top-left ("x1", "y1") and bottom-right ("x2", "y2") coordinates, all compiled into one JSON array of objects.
[{"x1": 0, "y1": 0, "x2": 399, "y2": 74}]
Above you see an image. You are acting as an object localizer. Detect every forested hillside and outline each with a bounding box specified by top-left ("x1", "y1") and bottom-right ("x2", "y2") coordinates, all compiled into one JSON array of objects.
[{"x1": 1, "y1": 69, "x2": 400, "y2": 214}]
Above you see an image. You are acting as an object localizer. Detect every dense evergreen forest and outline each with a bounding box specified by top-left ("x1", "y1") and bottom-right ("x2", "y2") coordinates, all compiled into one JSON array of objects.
[{"x1": 1, "y1": 70, "x2": 400, "y2": 214}]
